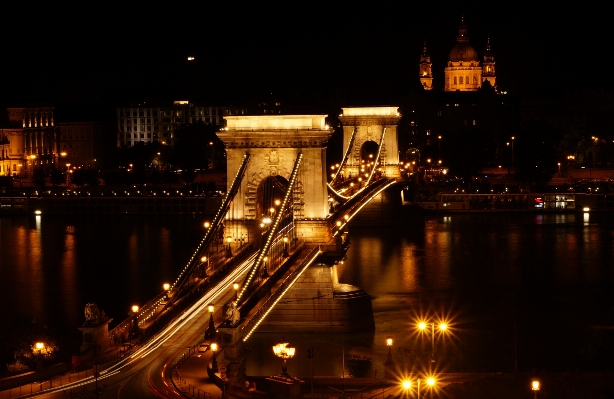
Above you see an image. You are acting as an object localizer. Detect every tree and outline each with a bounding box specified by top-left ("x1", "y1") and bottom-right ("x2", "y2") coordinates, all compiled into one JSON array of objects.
[
  {"x1": 172, "y1": 121, "x2": 219, "y2": 172},
  {"x1": 2, "y1": 316, "x2": 58, "y2": 373},
  {"x1": 49, "y1": 169, "x2": 66, "y2": 186}
]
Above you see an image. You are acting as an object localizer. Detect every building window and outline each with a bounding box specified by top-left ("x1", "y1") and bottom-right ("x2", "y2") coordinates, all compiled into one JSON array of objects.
[
  {"x1": 426, "y1": 130, "x2": 431, "y2": 136},
  {"x1": 410, "y1": 121, "x2": 415, "y2": 126},
  {"x1": 473, "y1": 120, "x2": 476, "y2": 125},
  {"x1": 473, "y1": 76, "x2": 478, "y2": 84},
  {"x1": 454, "y1": 76, "x2": 457, "y2": 85},
  {"x1": 465, "y1": 76, "x2": 469, "y2": 84},
  {"x1": 459, "y1": 76, "x2": 463, "y2": 85}
]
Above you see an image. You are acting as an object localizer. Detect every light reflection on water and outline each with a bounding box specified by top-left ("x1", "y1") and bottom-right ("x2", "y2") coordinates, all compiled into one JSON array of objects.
[
  {"x1": 1, "y1": 211, "x2": 614, "y2": 375},
  {"x1": 0, "y1": 214, "x2": 204, "y2": 356}
]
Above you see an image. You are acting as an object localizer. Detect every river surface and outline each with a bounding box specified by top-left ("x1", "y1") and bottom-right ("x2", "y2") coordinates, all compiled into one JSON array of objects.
[{"x1": 1, "y1": 210, "x2": 613, "y2": 378}]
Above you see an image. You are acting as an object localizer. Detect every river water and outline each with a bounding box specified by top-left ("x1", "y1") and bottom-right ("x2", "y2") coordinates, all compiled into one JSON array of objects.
[{"x1": 1, "y1": 210, "x2": 613, "y2": 378}]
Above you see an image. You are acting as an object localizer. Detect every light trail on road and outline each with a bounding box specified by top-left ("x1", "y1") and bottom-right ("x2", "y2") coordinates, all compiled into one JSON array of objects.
[{"x1": 33, "y1": 252, "x2": 258, "y2": 398}]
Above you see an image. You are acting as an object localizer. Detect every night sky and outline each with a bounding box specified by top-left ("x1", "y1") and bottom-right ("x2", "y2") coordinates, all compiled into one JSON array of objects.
[{"x1": 1, "y1": 2, "x2": 611, "y2": 109}]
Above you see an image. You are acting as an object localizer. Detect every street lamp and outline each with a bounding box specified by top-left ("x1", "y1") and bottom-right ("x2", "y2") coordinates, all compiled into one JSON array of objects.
[
  {"x1": 262, "y1": 256, "x2": 269, "y2": 278},
  {"x1": 418, "y1": 321, "x2": 448, "y2": 366},
  {"x1": 233, "y1": 282, "x2": 239, "y2": 301},
  {"x1": 511, "y1": 136, "x2": 515, "y2": 168},
  {"x1": 558, "y1": 162, "x2": 561, "y2": 175},
  {"x1": 210, "y1": 342, "x2": 219, "y2": 372},
  {"x1": 131, "y1": 305, "x2": 140, "y2": 339},
  {"x1": 531, "y1": 379, "x2": 540, "y2": 399},
  {"x1": 201, "y1": 255, "x2": 209, "y2": 277},
  {"x1": 205, "y1": 304, "x2": 216, "y2": 339},
  {"x1": 272, "y1": 342, "x2": 296, "y2": 377},
  {"x1": 283, "y1": 236, "x2": 289, "y2": 257},
  {"x1": 163, "y1": 283, "x2": 170, "y2": 292},
  {"x1": 226, "y1": 237, "x2": 232, "y2": 258}
]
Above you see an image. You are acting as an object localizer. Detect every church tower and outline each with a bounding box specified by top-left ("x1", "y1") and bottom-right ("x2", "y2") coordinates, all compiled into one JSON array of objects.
[
  {"x1": 444, "y1": 17, "x2": 482, "y2": 91},
  {"x1": 419, "y1": 40, "x2": 433, "y2": 90},
  {"x1": 482, "y1": 37, "x2": 496, "y2": 88}
]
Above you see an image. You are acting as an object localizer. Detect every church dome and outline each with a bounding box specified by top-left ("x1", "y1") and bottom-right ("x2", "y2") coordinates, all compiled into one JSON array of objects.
[
  {"x1": 449, "y1": 43, "x2": 478, "y2": 62},
  {"x1": 448, "y1": 17, "x2": 478, "y2": 62}
]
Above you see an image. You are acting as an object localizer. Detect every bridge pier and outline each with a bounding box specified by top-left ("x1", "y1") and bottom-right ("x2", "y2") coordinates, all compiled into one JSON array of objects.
[{"x1": 256, "y1": 261, "x2": 374, "y2": 333}]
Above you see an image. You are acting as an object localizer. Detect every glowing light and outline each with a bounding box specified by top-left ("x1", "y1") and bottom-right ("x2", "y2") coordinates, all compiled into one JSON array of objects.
[
  {"x1": 132, "y1": 305, "x2": 139, "y2": 313},
  {"x1": 426, "y1": 377, "x2": 435, "y2": 387},
  {"x1": 386, "y1": 337, "x2": 393, "y2": 346},
  {"x1": 418, "y1": 322, "x2": 427, "y2": 330},
  {"x1": 201, "y1": 256, "x2": 207, "y2": 263},
  {"x1": 531, "y1": 380, "x2": 540, "y2": 391},
  {"x1": 34, "y1": 210, "x2": 42, "y2": 215},
  {"x1": 187, "y1": 56, "x2": 195, "y2": 61},
  {"x1": 35, "y1": 342, "x2": 44, "y2": 350},
  {"x1": 163, "y1": 283, "x2": 170, "y2": 291},
  {"x1": 211, "y1": 343, "x2": 218, "y2": 352},
  {"x1": 402, "y1": 380, "x2": 411, "y2": 390}
]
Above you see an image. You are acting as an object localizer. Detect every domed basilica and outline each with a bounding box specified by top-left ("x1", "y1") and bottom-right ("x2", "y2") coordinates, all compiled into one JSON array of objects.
[{"x1": 419, "y1": 17, "x2": 496, "y2": 92}]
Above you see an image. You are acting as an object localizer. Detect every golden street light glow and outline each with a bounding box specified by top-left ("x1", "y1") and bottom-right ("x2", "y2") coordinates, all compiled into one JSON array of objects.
[
  {"x1": 204, "y1": 221, "x2": 210, "y2": 229},
  {"x1": 163, "y1": 283, "x2": 170, "y2": 291},
  {"x1": 386, "y1": 337, "x2": 393, "y2": 346},
  {"x1": 274, "y1": 199, "x2": 281, "y2": 206},
  {"x1": 187, "y1": 56, "x2": 195, "y2": 61},
  {"x1": 208, "y1": 304, "x2": 214, "y2": 313},
  {"x1": 531, "y1": 380, "x2": 540, "y2": 391},
  {"x1": 402, "y1": 380, "x2": 411, "y2": 390},
  {"x1": 132, "y1": 305, "x2": 139, "y2": 313},
  {"x1": 211, "y1": 342, "x2": 218, "y2": 352},
  {"x1": 201, "y1": 256, "x2": 207, "y2": 263},
  {"x1": 35, "y1": 342, "x2": 44, "y2": 350},
  {"x1": 426, "y1": 377, "x2": 436, "y2": 387},
  {"x1": 233, "y1": 282, "x2": 239, "y2": 291},
  {"x1": 418, "y1": 321, "x2": 427, "y2": 330},
  {"x1": 439, "y1": 323, "x2": 448, "y2": 331}
]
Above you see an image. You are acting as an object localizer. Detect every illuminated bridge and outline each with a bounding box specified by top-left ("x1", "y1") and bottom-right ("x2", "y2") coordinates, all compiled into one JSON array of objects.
[{"x1": 167, "y1": 107, "x2": 403, "y2": 338}]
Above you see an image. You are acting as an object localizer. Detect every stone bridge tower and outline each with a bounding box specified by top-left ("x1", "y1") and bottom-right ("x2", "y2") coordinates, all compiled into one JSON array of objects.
[
  {"x1": 338, "y1": 106, "x2": 401, "y2": 179},
  {"x1": 217, "y1": 115, "x2": 333, "y2": 243}
]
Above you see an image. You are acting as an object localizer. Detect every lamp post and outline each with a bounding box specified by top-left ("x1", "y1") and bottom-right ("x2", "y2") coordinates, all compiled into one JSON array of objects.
[
  {"x1": 35, "y1": 342, "x2": 45, "y2": 370},
  {"x1": 272, "y1": 342, "x2": 295, "y2": 378},
  {"x1": 205, "y1": 304, "x2": 216, "y2": 340},
  {"x1": 418, "y1": 321, "x2": 448, "y2": 368},
  {"x1": 557, "y1": 162, "x2": 561, "y2": 176},
  {"x1": 131, "y1": 305, "x2": 139, "y2": 344},
  {"x1": 226, "y1": 236, "x2": 232, "y2": 258},
  {"x1": 210, "y1": 342, "x2": 218, "y2": 373},
  {"x1": 233, "y1": 282, "x2": 239, "y2": 301},
  {"x1": 511, "y1": 136, "x2": 515, "y2": 168},
  {"x1": 262, "y1": 256, "x2": 269, "y2": 279},
  {"x1": 384, "y1": 336, "x2": 396, "y2": 379},
  {"x1": 531, "y1": 379, "x2": 540, "y2": 399}
]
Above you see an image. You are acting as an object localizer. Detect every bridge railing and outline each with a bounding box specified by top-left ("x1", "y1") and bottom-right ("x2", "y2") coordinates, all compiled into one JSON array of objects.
[{"x1": 241, "y1": 245, "x2": 322, "y2": 341}]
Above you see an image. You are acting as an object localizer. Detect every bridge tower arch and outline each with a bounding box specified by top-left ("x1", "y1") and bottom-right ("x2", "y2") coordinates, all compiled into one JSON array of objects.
[
  {"x1": 338, "y1": 106, "x2": 401, "y2": 179},
  {"x1": 217, "y1": 115, "x2": 333, "y2": 243}
]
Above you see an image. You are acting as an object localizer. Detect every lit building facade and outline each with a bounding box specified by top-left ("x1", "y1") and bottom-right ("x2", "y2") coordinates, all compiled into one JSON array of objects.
[
  {"x1": 0, "y1": 127, "x2": 25, "y2": 177},
  {"x1": 56, "y1": 122, "x2": 106, "y2": 169},
  {"x1": 116, "y1": 101, "x2": 248, "y2": 147},
  {"x1": 423, "y1": 17, "x2": 496, "y2": 92},
  {"x1": 6, "y1": 107, "x2": 58, "y2": 175}
]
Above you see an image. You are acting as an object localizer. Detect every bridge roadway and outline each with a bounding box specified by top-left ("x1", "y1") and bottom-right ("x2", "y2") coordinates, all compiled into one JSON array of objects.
[{"x1": 28, "y1": 252, "x2": 259, "y2": 399}]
